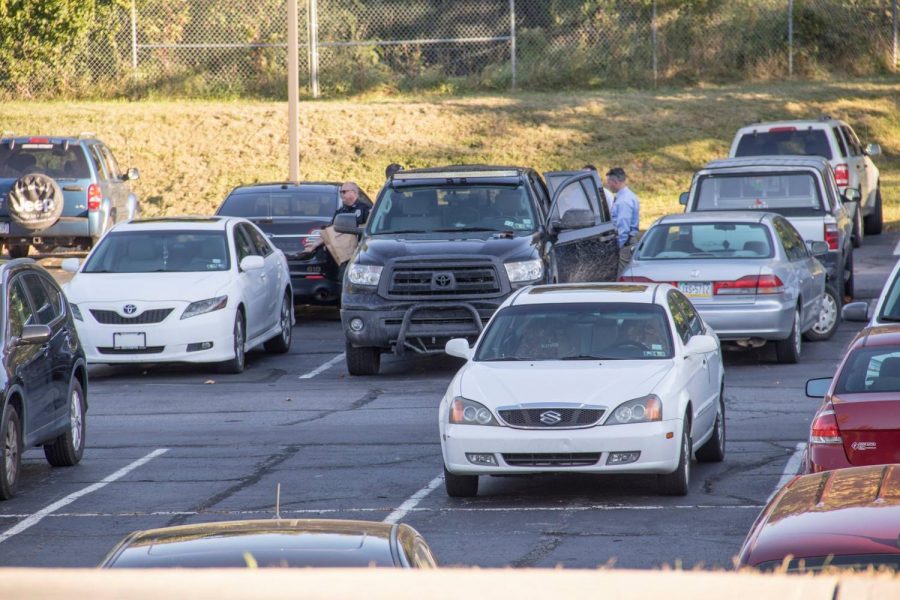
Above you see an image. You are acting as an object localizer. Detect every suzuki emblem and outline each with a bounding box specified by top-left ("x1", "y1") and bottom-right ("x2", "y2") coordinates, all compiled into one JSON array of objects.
[
  {"x1": 123, "y1": 304, "x2": 137, "y2": 315},
  {"x1": 539, "y1": 410, "x2": 563, "y2": 425}
]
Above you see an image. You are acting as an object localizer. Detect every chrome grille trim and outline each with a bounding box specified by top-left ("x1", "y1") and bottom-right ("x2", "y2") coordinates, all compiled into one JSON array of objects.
[
  {"x1": 496, "y1": 403, "x2": 606, "y2": 429},
  {"x1": 90, "y1": 308, "x2": 174, "y2": 325}
]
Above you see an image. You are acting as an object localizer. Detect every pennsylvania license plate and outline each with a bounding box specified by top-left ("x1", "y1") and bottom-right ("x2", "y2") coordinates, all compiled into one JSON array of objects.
[
  {"x1": 0, "y1": 222, "x2": 8, "y2": 234},
  {"x1": 678, "y1": 281, "x2": 712, "y2": 298},
  {"x1": 113, "y1": 332, "x2": 146, "y2": 350}
]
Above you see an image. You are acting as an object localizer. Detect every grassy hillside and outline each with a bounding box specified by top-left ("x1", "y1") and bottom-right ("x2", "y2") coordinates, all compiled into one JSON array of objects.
[{"x1": 2, "y1": 78, "x2": 898, "y2": 229}]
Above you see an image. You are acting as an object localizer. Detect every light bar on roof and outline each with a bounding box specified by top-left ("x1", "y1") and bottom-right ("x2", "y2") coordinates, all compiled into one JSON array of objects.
[{"x1": 393, "y1": 170, "x2": 519, "y2": 181}]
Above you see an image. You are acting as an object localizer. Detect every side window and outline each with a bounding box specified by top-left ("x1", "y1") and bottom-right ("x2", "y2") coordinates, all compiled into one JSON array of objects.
[
  {"x1": 100, "y1": 146, "x2": 122, "y2": 179},
  {"x1": 233, "y1": 225, "x2": 255, "y2": 263},
  {"x1": 832, "y1": 127, "x2": 848, "y2": 157},
  {"x1": 8, "y1": 279, "x2": 35, "y2": 338},
  {"x1": 667, "y1": 292, "x2": 691, "y2": 345},
  {"x1": 88, "y1": 144, "x2": 109, "y2": 179},
  {"x1": 22, "y1": 273, "x2": 59, "y2": 325},
  {"x1": 40, "y1": 275, "x2": 64, "y2": 317},
  {"x1": 529, "y1": 173, "x2": 551, "y2": 214},
  {"x1": 783, "y1": 220, "x2": 809, "y2": 259},
  {"x1": 774, "y1": 218, "x2": 805, "y2": 260},
  {"x1": 246, "y1": 224, "x2": 273, "y2": 257},
  {"x1": 841, "y1": 126, "x2": 862, "y2": 156},
  {"x1": 673, "y1": 292, "x2": 703, "y2": 338},
  {"x1": 552, "y1": 179, "x2": 592, "y2": 220}
]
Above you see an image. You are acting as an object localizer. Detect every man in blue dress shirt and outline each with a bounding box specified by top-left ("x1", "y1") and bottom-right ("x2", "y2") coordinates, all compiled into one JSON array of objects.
[{"x1": 606, "y1": 167, "x2": 641, "y2": 278}]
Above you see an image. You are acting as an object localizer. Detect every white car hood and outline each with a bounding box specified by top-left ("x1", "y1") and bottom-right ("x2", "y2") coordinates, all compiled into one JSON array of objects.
[
  {"x1": 64, "y1": 272, "x2": 232, "y2": 303},
  {"x1": 459, "y1": 360, "x2": 674, "y2": 408}
]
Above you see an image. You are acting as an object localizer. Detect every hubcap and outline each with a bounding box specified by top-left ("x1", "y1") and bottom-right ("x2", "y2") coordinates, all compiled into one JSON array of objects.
[
  {"x1": 812, "y1": 292, "x2": 838, "y2": 335},
  {"x1": 5, "y1": 418, "x2": 18, "y2": 484},
  {"x1": 70, "y1": 390, "x2": 83, "y2": 451}
]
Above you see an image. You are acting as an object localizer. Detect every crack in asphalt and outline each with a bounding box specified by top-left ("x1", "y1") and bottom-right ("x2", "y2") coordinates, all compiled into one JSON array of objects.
[
  {"x1": 278, "y1": 388, "x2": 383, "y2": 427},
  {"x1": 701, "y1": 449, "x2": 791, "y2": 498},
  {"x1": 510, "y1": 506, "x2": 576, "y2": 567}
]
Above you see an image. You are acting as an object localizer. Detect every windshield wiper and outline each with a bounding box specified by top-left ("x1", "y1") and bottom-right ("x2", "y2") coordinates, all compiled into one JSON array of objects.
[
  {"x1": 431, "y1": 227, "x2": 501, "y2": 233},
  {"x1": 561, "y1": 354, "x2": 611, "y2": 360},
  {"x1": 479, "y1": 355, "x2": 532, "y2": 362}
]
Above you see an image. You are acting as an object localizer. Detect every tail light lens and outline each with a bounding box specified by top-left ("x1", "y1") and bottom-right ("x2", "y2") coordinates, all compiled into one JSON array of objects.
[
  {"x1": 810, "y1": 409, "x2": 841, "y2": 444},
  {"x1": 87, "y1": 184, "x2": 102, "y2": 211},
  {"x1": 824, "y1": 222, "x2": 839, "y2": 250},
  {"x1": 714, "y1": 274, "x2": 784, "y2": 295},
  {"x1": 834, "y1": 164, "x2": 849, "y2": 188}
]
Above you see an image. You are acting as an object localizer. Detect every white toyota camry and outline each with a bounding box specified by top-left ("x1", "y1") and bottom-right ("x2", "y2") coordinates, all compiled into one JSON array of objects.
[
  {"x1": 62, "y1": 217, "x2": 293, "y2": 373},
  {"x1": 440, "y1": 283, "x2": 725, "y2": 497}
]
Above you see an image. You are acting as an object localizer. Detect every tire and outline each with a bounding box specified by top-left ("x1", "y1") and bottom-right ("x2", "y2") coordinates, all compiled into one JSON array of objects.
[
  {"x1": 6, "y1": 244, "x2": 29, "y2": 259},
  {"x1": 843, "y1": 251, "x2": 855, "y2": 300},
  {"x1": 345, "y1": 340, "x2": 380, "y2": 376},
  {"x1": 864, "y1": 187, "x2": 883, "y2": 236},
  {"x1": 658, "y1": 424, "x2": 691, "y2": 496},
  {"x1": 696, "y1": 392, "x2": 725, "y2": 463},
  {"x1": 0, "y1": 403, "x2": 22, "y2": 500},
  {"x1": 852, "y1": 204, "x2": 863, "y2": 248},
  {"x1": 775, "y1": 308, "x2": 801, "y2": 364},
  {"x1": 264, "y1": 293, "x2": 293, "y2": 354},
  {"x1": 443, "y1": 465, "x2": 479, "y2": 498},
  {"x1": 43, "y1": 379, "x2": 86, "y2": 467},
  {"x1": 218, "y1": 311, "x2": 246, "y2": 374},
  {"x1": 804, "y1": 285, "x2": 841, "y2": 341}
]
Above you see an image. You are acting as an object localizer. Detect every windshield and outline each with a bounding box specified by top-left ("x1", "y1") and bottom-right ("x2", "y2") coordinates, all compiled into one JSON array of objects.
[
  {"x1": 218, "y1": 191, "x2": 337, "y2": 218},
  {"x1": 879, "y1": 272, "x2": 900, "y2": 322},
  {"x1": 834, "y1": 346, "x2": 900, "y2": 394},
  {"x1": 0, "y1": 144, "x2": 90, "y2": 179},
  {"x1": 639, "y1": 222, "x2": 773, "y2": 260},
  {"x1": 735, "y1": 129, "x2": 833, "y2": 160},
  {"x1": 475, "y1": 302, "x2": 673, "y2": 361},
  {"x1": 694, "y1": 173, "x2": 823, "y2": 214},
  {"x1": 84, "y1": 231, "x2": 230, "y2": 273},
  {"x1": 369, "y1": 185, "x2": 536, "y2": 235}
]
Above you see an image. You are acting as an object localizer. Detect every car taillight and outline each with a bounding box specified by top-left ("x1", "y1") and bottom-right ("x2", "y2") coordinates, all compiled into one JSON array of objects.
[
  {"x1": 618, "y1": 276, "x2": 653, "y2": 282},
  {"x1": 714, "y1": 275, "x2": 784, "y2": 295},
  {"x1": 768, "y1": 126, "x2": 797, "y2": 133},
  {"x1": 87, "y1": 184, "x2": 101, "y2": 211},
  {"x1": 834, "y1": 163, "x2": 849, "y2": 188},
  {"x1": 810, "y1": 409, "x2": 841, "y2": 444},
  {"x1": 824, "y1": 222, "x2": 839, "y2": 250}
]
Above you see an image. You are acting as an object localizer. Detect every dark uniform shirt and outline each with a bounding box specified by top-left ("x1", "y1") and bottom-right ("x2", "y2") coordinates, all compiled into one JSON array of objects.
[{"x1": 334, "y1": 200, "x2": 370, "y2": 226}]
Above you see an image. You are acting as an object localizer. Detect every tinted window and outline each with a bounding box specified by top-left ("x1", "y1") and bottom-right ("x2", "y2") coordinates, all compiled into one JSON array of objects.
[
  {"x1": 218, "y1": 191, "x2": 338, "y2": 218},
  {"x1": 841, "y1": 126, "x2": 862, "y2": 155},
  {"x1": 234, "y1": 225, "x2": 255, "y2": 262},
  {"x1": 7, "y1": 279, "x2": 35, "y2": 338},
  {"x1": 0, "y1": 144, "x2": 91, "y2": 179},
  {"x1": 735, "y1": 129, "x2": 833, "y2": 160},
  {"x1": 879, "y1": 272, "x2": 900, "y2": 322},
  {"x1": 551, "y1": 179, "x2": 593, "y2": 221},
  {"x1": 773, "y1": 218, "x2": 806, "y2": 261},
  {"x1": 670, "y1": 292, "x2": 703, "y2": 338},
  {"x1": 22, "y1": 273, "x2": 59, "y2": 325},
  {"x1": 639, "y1": 222, "x2": 773, "y2": 260},
  {"x1": 84, "y1": 231, "x2": 230, "y2": 273},
  {"x1": 832, "y1": 127, "x2": 848, "y2": 157},
  {"x1": 39, "y1": 275, "x2": 63, "y2": 317},
  {"x1": 245, "y1": 224, "x2": 273, "y2": 257},
  {"x1": 835, "y1": 346, "x2": 900, "y2": 393},
  {"x1": 89, "y1": 144, "x2": 109, "y2": 179},
  {"x1": 475, "y1": 302, "x2": 673, "y2": 361},
  {"x1": 667, "y1": 293, "x2": 692, "y2": 344},
  {"x1": 694, "y1": 173, "x2": 823, "y2": 214},
  {"x1": 100, "y1": 146, "x2": 122, "y2": 178}
]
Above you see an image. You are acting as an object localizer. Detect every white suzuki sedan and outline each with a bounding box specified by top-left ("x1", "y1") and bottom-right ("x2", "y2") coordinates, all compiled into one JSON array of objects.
[
  {"x1": 62, "y1": 217, "x2": 293, "y2": 373},
  {"x1": 440, "y1": 283, "x2": 725, "y2": 497}
]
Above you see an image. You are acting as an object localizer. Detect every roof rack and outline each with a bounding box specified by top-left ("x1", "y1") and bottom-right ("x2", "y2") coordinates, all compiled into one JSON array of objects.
[
  {"x1": 393, "y1": 169, "x2": 520, "y2": 181},
  {"x1": 818, "y1": 115, "x2": 833, "y2": 122},
  {"x1": 78, "y1": 131, "x2": 96, "y2": 139}
]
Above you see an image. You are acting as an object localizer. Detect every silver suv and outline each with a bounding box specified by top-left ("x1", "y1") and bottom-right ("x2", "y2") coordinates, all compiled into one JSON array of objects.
[{"x1": 729, "y1": 117, "x2": 883, "y2": 243}]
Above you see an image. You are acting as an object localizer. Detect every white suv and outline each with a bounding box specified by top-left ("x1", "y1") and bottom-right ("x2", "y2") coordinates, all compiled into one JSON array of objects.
[{"x1": 729, "y1": 117, "x2": 883, "y2": 242}]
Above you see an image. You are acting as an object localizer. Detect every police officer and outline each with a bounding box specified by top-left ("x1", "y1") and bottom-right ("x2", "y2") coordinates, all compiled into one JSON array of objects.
[
  {"x1": 606, "y1": 167, "x2": 640, "y2": 278},
  {"x1": 335, "y1": 181, "x2": 370, "y2": 226}
]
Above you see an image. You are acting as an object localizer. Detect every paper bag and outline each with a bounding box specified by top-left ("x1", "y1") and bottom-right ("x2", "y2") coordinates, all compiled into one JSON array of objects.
[{"x1": 320, "y1": 225, "x2": 358, "y2": 266}]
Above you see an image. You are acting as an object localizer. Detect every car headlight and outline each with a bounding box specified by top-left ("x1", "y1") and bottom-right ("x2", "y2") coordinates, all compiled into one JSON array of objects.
[
  {"x1": 181, "y1": 296, "x2": 228, "y2": 320},
  {"x1": 504, "y1": 259, "x2": 543, "y2": 283},
  {"x1": 605, "y1": 394, "x2": 662, "y2": 425},
  {"x1": 69, "y1": 303, "x2": 83, "y2": 321},
  {"x1": 347, "y1": 264, "x2": 383, "y2": 286},
  {"x1": 449, "y1": 397, "x2": 501, "y2": 426}
]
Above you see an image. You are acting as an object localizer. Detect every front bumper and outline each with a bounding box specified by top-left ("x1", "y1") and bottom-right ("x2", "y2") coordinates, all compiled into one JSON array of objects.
[
  {"x1": 695, "y1": 297, "x2": 795, "y2": 341},
  {"x1": 441, "y1": 419, "x2": 684, "y2": 475}
]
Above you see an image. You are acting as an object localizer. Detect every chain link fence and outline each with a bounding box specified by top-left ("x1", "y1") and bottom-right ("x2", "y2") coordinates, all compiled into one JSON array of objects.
[{"x1": 3, "y1": 0, "x2": 898, "y2": 98}]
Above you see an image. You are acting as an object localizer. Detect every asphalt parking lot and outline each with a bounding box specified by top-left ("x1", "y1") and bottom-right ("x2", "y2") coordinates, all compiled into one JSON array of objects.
[{"x1": 0, "y1": 231, "x2": 898, "y2": 569}]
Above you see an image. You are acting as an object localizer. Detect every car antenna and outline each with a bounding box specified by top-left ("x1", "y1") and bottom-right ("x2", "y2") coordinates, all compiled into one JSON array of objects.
[{"x1": 275, "y1": 483, "x2": 282, "y2": 519}]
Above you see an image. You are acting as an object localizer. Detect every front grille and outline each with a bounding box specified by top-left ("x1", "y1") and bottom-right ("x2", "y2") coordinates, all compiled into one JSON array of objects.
[
  {"x1": 502, "y1": 453, "x2": 601, "y2": 467},
  {"x1": 90, "y1": 308, "x2": 173, "y2": 325},
  {"x1": 387, "y1": 263, "x2": 501, "y2": 297},
  {"x1": 97, "y1": 346, "x2": 165, "y2": 355},
  {"x1": 498, "y1": 408, "x2": 605, "y2": 428}
]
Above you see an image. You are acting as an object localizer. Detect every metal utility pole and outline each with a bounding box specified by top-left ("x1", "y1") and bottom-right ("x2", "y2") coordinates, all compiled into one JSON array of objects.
[
  {"x1": 787, "y1": 0, "x2": 794, "y2": 77},
  {"x1": 509, "y1": 0, "x2": 517, "y2": 91},
  {"x1": 308, "y1": 0, "x2": 320, "y2": 98},
  {"x1": 130, "y1": 0, "x2": 138, "y2": 76},
  {"x1": 893, "y1": 0, "x2": 898, "y2": 70},
  {"x1": 288, "y1": 0, "x2": 300, "y2": 182},
  {"x1": 651, "y1": 0, "x2": 658, "y2": 87}
]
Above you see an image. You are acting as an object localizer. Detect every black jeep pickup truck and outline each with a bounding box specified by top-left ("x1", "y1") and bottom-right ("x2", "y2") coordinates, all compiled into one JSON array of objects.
[{"x1": 335, "y1": 165, "x2": 619, "y2": 375}]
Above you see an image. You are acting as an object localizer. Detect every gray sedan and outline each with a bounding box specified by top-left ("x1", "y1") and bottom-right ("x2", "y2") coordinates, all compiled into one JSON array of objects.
[{"x1": 620, "y1": 211, "x2": 828, "y2": 363}]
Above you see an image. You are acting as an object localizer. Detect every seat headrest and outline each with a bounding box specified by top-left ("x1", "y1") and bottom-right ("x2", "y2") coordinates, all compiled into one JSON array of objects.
[
  {"x1": 401, "y1": 190, "x2": 437, "y2": 216},
  {"x1": 742, "y1": 240, "x2": 768, "y2": 255}
]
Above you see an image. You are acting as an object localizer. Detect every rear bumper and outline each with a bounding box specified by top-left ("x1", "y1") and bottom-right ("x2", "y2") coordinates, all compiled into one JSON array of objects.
[
  {"x1": 806, "y1": 443, "x2": 851, "y2": 473},
  {"x1": 292, "y1": 275, "x2": 341, "y2": 303},
  {"x1": 696, "y1": 297, "x2": 795, "y2": 340},
  {"x1": 0, "y1": 216, "x2": 91, "y2": 241}
]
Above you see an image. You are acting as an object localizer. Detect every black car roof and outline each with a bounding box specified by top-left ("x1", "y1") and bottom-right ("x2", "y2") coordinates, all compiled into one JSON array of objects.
[
  {"x1": 229, "y1": 182, "x2": 342, "y2": 194},
  {"x1": 702, "y1": 156, "x2": 832, "y2": 174},
  {"x1": 390, "y1": 165, "x2": 529, "y2": 188}
]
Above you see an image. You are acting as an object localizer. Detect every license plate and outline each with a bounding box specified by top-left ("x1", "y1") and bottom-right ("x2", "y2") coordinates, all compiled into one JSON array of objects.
[
  {"x1": 678, "y1": 281, "x2": 712, "y2": 298},
  {"x1": 113, "y1": 332, "x2": 146, "y2": 350},
  {"x1": 0, "y1": 223, "x2": 8, "y2": 234}
]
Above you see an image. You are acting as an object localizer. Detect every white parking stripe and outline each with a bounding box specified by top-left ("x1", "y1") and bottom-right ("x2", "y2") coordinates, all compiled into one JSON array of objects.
[
  {"x1": 0, "y1": 448, "x2": 168, "y2": 544},
  {"x1": 298, "y1": 353, "x2": 345, "y2": 379},
  {"x1": 383, "y1": 474, "x2": 444, "y2": 524},
  {"x1": 768, "y1": 442, "x2": 806, "y2": 502}
]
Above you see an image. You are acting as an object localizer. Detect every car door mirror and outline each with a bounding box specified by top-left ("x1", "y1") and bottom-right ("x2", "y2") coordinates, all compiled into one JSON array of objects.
[
  {"x1": 685, "y1": 334, "x2": 717, "y2": 355},
  {"x1": 333, "y1": 213, "x2": 362, "y2": 235},
  {"x1": 841, "y1": 301, "x2": 871, "y2": 322},
  {"x1": 239, "y1": 255, "x2": 265, "y2": 271},
  {"x1": 445, "y1": 338, "x2": 473, "y2": 359},
  {"x1": 806, "y1": 240, "x2": 829, "y2": 256},
  {"x1": 124, "y1": 167, "x2": 140, "y2": 181},
  {"x1": 806, "y1": 377, "x2": 832, "y2": 398},
  {"x1": 19, "y1": 324, "x2": 51, "y2": 345},
  {"x1": 558, "y1": 209, "x2": 594, "y2": 230},
  {"x1": 864, "y1": 143, "x2": 881, "y2": 157},
  {"x1": 842, "y1": 188, "x2": 861, "y2": 203},
  {"x1": 61, "y1": 258, "x2": 81, "y2": 273},
  {"x1": 678, "y1": 192, "x2": 689, "y2": 206}
]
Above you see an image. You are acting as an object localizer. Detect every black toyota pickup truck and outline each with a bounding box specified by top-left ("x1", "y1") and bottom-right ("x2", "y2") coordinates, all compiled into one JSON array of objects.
[{"x1": 335, "y1": 166, "x2": 619, "y2": 375}]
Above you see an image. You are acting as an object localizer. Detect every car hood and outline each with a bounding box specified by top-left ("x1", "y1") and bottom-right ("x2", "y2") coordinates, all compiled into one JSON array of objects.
[
  {"x1": 459, "y1": 360, "x2": 674, "y2": 410},
  {"x1": 64, "y1": 271, "x2": 233, "y2": 303},
  {"x1": 357, "y1": 233, "x2": 539, "y2": 264}
]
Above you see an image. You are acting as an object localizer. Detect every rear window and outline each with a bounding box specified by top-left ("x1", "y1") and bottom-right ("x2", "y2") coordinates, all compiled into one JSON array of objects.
[
  {"x1": 694, "y1": 173, "x2": 824, "y2": 215},
  {"x1": 218, "y1": 191, "x2": 337, "y2": 218},
  {"x1": 735, "y1": 129, "x2": 833, "y2": 160},
  {"x1": 638, "y1": 222, "x2": 773, "y2": 260},
  {"x1": 835, "y1": 346, "x2": 900, "y2": 394},
  {"x1": 0, "y1": 143, "x2": 91, "y2": 179}
]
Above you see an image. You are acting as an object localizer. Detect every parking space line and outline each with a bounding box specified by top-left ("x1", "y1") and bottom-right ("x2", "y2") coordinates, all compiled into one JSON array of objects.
[
  {"x1": 768, "y1": 442, "x2": 806, "y2": 502},
  {"x1": 383, "y1": 474, "x2": 444, "y2": 524},
  {"x1": 298, "y1": 353, "x2": 345, "y2": 379},
  {"x1": 0, "y1": 448, "x2": 169, "y2": 545}
]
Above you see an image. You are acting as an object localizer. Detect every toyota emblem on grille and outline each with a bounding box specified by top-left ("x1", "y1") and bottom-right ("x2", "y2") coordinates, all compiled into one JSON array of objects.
[
  {"x1": 123, "y1": 304, "x2": 137, "y2": 315},
  {"x1": 540, "y1": 410, "x2": 563, "y2": 425},
  {"x1": 431, "y1": 272, "x2": 455, "y2": 290}
]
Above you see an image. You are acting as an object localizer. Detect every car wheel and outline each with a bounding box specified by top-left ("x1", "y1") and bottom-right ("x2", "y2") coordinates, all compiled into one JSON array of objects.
[
  {"x1": 219, "y1": 312, "x2": 245, "y2": 374},
  {"x1": 345, "y1": 340, "x2": 380, "y2": 376},
  {"x1": 443, "y1": 465, "x2": 479, "y2": 498},
  {"x1": 264, "y1": 292, "x2": 293, "y2": 354},
  {"x1": 775, "y1": 308, "x2": 801, "y2": 364},
  {"x1": 696, "y1": 392, "x2": 725, "y2": 463},
  {"x1": 852, "y1": 204, "x2": 863, "y2": 248},
  {"x1": 6, "y1": 244, "x2": 29, "y2": 259},
  {"x1": 658, "y1": 424, "x2": 691, "y2": 496},
  {"x1": 864, "y1": 187, "x2": 883, "y2": 235},
  {"x1": 804, "y1": 285, "x2": 841, "y2": 341},
  {"x1": 0, "y1": 403, "x2": 22, "y2": 500},
  {"x1": 43, "y1": 379, "x2": 86, "y2": 467}
]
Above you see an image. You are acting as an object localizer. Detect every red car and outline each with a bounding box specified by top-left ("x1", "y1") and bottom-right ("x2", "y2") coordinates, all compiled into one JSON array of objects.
[
  {"x1": 805, "y1": 324, "x2": 900, "y2": 472},
  {"x1": 738, "y1": 465, "x2": 900, "y2": 571}
]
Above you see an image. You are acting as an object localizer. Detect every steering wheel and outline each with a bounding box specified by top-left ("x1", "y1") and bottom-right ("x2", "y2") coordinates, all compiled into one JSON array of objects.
[{"x1": 614, "y1": 341, "x2": 650, "y2": 353}]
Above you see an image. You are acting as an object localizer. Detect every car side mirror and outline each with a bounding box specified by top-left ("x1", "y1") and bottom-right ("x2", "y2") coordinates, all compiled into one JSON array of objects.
[
  {"x1": 239, "y1": 255, "x2": 265, "y2": 271},
  {"x1": 333, "y1": 213, "x2": 362, "y2": 235},
  {"x1": 864, "y1": 143, "x2": 881, "y2": 157},
  {"x1": 806, "y1": 377, "x2": 832, "y2": 398},
  {"x1": 678, "y1": 192, "x2": 689, "y2": 206},
  {"x1": 124, "y1": 167, "x2": 140, "y2": 181},
  {"x1": 842, "y1": 188, "x2": 861, "y2": 203},
  {"x1": 685, "y1": 334, "x2": 717, "y2": 355},
  {"x1": 806, "y1": 240, "x2": 829, "y2": 257},
  {"x1": 445, "y1": 338, "x2": 473, "y2": 360},
  {"x1": 841, "y1": 301, "x2": 871, "y2": 322},
  {"x1": 61, "y1": 258, "x2": 81, "y2": 273},
  {"x1": 19, "y1": 324, "x2": 51, "y2": 345},
  {"x1": 558, "y1": 209, "x2": 594, "y2": 231}
]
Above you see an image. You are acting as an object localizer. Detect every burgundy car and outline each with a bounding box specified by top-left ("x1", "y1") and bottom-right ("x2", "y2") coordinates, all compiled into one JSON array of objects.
[
  {"x1": 805, "y1": 325, "x2": 900, "y2": 472},
  {"x1": 738, "y1": 465, "x2": 900, "y2": 571}
]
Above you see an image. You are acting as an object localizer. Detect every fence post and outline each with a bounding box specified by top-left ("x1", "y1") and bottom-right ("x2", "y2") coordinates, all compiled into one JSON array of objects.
[
  {"x1": 651, "y1": 0, "x2": 658, "y2": 87},
  {"x1": 509, "y1": 0, "x2": 517, "y2": 91},
  {"x1": 787, "y1": 0, "x2": 794, "y2": 77},
  {"x1": 308, "y1": 0, "x2": 320, "y2": 98},
  {"x1": 130, "y1": 0, "x2": 138, "y2": 77},
  {"x1": 894, "y1": 0, "x2": 898, "y2": 70},
  {"x1": 288, "y1": 0, "x2": 300, "y2": 182}
]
